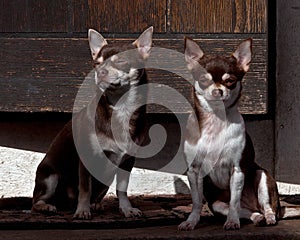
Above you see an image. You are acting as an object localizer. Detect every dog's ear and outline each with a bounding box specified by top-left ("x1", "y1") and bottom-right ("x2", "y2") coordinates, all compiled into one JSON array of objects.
[
  {"x1": 88, "y1": 29, "x2": 108, "y2": 60},
  {"x1": 233, "y1": 38, "x2": 252, "y2": 72},
  {"x1": 133, "y1": 26, "x2": 153, "y2": 59},
  {"x1": 184, "y1": 37, "x2": 204, "y2": 70}
]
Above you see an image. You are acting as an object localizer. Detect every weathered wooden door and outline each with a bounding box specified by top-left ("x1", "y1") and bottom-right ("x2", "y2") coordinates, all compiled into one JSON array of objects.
[{"x1": 0, "y1": 0, "x2": 268, "y2": 115}]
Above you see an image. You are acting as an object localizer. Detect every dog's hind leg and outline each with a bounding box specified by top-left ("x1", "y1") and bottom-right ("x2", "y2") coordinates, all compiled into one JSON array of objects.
[
  {"x1": 212, "y1": 200, "x2": 266, "y2": 226},
  {"x1": 116, "y1": 157, "x2": 142, "y2": 218},
  {"x1": 32, "y1": 173, "x2": 59, "y2": 214},
  {"x1": 73, "y1": 161, "x2": 92, "y2": 219},
  {"x1": 90, "y1": 179, "x2": 109, "y2": 212},
  {"x1": 256, "y1": 170, "x2": 279, "y2": 225}
]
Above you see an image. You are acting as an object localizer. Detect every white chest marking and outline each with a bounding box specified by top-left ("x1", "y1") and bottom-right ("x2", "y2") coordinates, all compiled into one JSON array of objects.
[{"x1": 185, "y1": 107, "x2": 245, "y2": 190}]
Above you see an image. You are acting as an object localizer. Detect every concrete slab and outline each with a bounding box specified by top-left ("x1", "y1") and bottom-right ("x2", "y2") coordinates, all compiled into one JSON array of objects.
[{"x1": 2, "y1": 146, "x2": 300, "y2": 198}]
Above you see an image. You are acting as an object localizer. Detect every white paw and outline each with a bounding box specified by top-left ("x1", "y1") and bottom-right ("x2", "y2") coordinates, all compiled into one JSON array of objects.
[
  {"x1": 32, "y1": 203, "x2": 57, "y2": 214},
  {"x1": 252, "y1": 213, "x2": 266, "y2": 226},
  {"x1": 45, "y1": 204, "x2": 57, "y2": 213},
  {"x1": 178, "y1": 212, "x2": 200, "y2": 231},
  {"x1": 265, "y1": 213, "x2": 277, "y2": 225},
  {"x1": 223, "y1": 218, "x2": 240, "y2": 230},
  {"x1": 178, "y1": 220, "x2": 197, "y2": 231},
  {"x1": 73, "y1": 206, "x2": 91, "y2": 220},
  {"x1": 120, "y1": 207, "x2": 142, "y2": 218}
]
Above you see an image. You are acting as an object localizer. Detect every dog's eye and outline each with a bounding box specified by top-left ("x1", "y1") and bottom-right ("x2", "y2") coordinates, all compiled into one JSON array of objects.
[
  {"x1": 225, "y1": 78, "x2": 236, "y2": 87},
  {"x1": 114, "y1": 59, "x2": 128, "y2": 67},
  {"x1": 198, "y1": 77, "x2": 212, "y2": 87}
]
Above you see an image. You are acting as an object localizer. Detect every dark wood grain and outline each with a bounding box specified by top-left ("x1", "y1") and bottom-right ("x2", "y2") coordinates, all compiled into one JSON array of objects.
[
  {"x1": 73, "y1": 0, "x2": 89, "y2": 33},
  {"x1": 0, "y1": 0, "x2": 267, "y2": 34},
  {"x1": 0, "y1": 0, "x2": 68, "y2": 32},
  {"x1": 234, "y1": 0, "x2": 267, "y2": 33},
  {"x1": 0, "y1": 36, "x2": 267, "y2": 114},
  {"x1": 170, "y1": 0, "x2": 267, "y2": 33},
  {"x1": 86, "y1": 0, "x2": 167, "y2": 33},
  {"x1": 170, "y1": 0, "x2": 233, "y2": 33}
]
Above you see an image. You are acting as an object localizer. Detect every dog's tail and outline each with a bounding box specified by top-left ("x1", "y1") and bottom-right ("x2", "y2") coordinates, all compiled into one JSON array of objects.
[{"x1": 280, "y1": 195, "x2": 300, "y2": 219}]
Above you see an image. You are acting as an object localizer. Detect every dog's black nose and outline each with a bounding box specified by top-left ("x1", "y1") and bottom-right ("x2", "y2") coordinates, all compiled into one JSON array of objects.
[
  {"x1": 99, "y1": 69, "x2": 108, "y2": 77},
  {"x1": 212, "y1": 89, "x2": 223, "y2": 97}
]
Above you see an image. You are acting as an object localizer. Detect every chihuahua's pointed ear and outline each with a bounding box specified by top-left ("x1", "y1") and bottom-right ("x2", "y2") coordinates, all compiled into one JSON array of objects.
[
  {"x1": 233, "y1": 38, "x2": 252, "y2": 72},
  {"x1": 88, "y1": 29, "x2": 108, "y2": 60},
  {"x1": 184, "y1": 37, "x2": 204, "y2": 70},
  {"x1": 133, "y1": 26, "x2": 153, "y2": 59}
]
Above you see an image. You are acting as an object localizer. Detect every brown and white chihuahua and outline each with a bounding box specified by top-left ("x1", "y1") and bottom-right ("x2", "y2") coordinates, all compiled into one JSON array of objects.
[
  {"x1": 32, "y1": 27, "x2": 153, "y2": 219},
  {"x1": 178, "y1": 38, "x2": 280, "y2": 230}
]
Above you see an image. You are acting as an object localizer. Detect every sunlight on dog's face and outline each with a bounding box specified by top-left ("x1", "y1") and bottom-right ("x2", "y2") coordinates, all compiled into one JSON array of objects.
[
  {"x1": 94, "y1": 52, "x2": 140, "y2": 90},
  {"x1": 88, "y1": 27, "x2": 153, "y2": 92},
  {"x1": 184, "y1": 37, "x2": 252, "y2": 104},
  {"x1": 194, "y1": 66, "x2": 240, "y2": 102}
]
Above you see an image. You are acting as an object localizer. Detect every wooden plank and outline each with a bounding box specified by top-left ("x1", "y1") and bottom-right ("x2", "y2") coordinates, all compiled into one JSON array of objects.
[
  {"x1": 234, "y1": 0, "x2": 267, "y2": 33},
  {"x1": 0, "y1": 0, "x2": 68, "y2": 32},
  {"x1": 73, "y1": 0, "x2": 89, "y2": 33},
  {"x1": 86, "y1": 0, "x2": 166, "y2": 33},
  {"x1": 170, "y1": 0, "x2": 233, "y2": 33},
  {"x1": 169, "y1": 0, "x2": 267, "y2": 33},
  {"x1": 0, "y1": 37, "x2": 267, "y2": 114},
  {"x1": 275, "y1": 0, "x2": 300, "y2": 184}
]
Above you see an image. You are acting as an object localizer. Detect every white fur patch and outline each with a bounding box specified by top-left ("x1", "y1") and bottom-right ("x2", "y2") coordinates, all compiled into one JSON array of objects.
[
  {"x1": 258, "y1": 172, "x2": 269, "y2": 204},
  {"x1": 185, "y1": 95, "x2": 245, "y2": 187},
  {"x1": 110, "y1": 55, "x2": 118, "y2": 62},
  {"x1": 43, "y1": 174, "x2": 59, "y2": 199},
  {"x1": 222, "y1": 73, "x2": 230, "y2": 81},
  {"x1": 208, "y1": 84, "x2": 228, "y2": 99},
  {"x1": 98, "y1": 56, "x2": 104, "y2": 64},
  {"x1": 195, "y1": 81, "x2": 203, "y2": 95},
  {"x1": 205, "y1": 73, "x2": 213, "y2": 81},
  {"x1": 258, "y1": 172, "x2": 277, "y2": 224}
]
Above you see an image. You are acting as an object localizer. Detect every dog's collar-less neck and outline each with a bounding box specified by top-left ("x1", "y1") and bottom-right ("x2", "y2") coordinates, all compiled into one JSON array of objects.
[
  {"x1": 98, "y1": 68, "x2": 146, "y2": 108},
  {"x1": 104, "y1": 87, "x2": 131, "y2": 107}
]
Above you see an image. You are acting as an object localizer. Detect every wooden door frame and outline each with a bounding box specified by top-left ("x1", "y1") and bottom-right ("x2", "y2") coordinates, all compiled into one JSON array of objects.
[{"x1": 275, "y1": 0, "x2": 300, "y2": 190}]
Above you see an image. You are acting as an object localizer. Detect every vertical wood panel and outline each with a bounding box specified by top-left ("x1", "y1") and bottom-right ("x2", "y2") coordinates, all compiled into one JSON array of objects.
[
  {"x1": 86, "y1": 0, "x2": 166, "y2": 33},
  {"x1": 0, "y1": 0, "x2": 68, "y2": 32},
  {"x1": 170, "y1": 0, "x2": 267, "y2": 33},
  {"x1": 170, "y1": 0, "x2": 233, "y2": 33},
  {"x1": 234, "y1": 0, "x2": 267, "y2": 33},
  {"x1": 276, "y1": 0, "x2": 300, "y2": 184},
  {"x1": 73, "y1": 0, "x2": 88, "y2": 33}
]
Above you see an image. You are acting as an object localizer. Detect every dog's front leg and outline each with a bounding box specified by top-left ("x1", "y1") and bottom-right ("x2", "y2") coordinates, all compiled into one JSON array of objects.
[
  {"x1": 224, "y1": 165, "x2": 244, "y2": 230},
  {"x1": 116, "y1": 157, "x2": 142, "y2": 218},
  {"x1": 73, "y1": 161, "x2": 92, "y2": 219},
  {"x1": 178, "y1": 167, "x2": 203, "y2": 231}
]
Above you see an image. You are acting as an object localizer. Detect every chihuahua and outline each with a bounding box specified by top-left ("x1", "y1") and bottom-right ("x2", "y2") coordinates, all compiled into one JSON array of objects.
[
  {"x1": 178, "y1": 38, "x2": 280, "y2": 230},
  {"x1": 32, "y1": 27, "x2": 153, "y2": 219}
]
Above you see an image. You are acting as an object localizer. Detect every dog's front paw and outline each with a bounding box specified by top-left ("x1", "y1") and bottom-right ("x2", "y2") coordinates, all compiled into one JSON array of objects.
[
  {"x1": 223, "y1": 218, "x2": 240, "y2": 230},
  {"x1": 252, "y1": 213, "x2": 266, "y2": 226},
  {"x1": 178, "y1": 220, "x2": 197, "y2": 231},
  {"x1": 265, "y1": 212, "x2": 277, "y2": 225},
  {"x1": 32, "y1": 202, "x2": 57, "y2": 214},
  {"x1": 73, "y1": 206, "x2": 91, "y2": 220},
  {"x1": 120, "y1": 207, "x2": 142, "y2": 218},
  {"x1": 178, "y1": 212, "x2": 200, "y2": 231}
]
